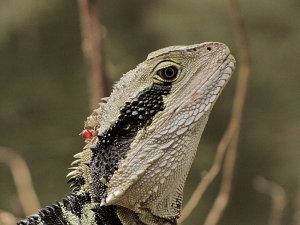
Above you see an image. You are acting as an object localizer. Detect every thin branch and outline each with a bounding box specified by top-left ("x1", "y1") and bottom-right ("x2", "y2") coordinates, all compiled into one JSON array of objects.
[
  {"x1": 178, "y1": 122, "x2": 234, "y2": 223},
  {"x1": 78, "y1": 0, "x2": 105, "y2": 110},
  {"x1": 179, "y1": 0, "x2": 250, "y2": 223},
  {"x1": 0, "y1": 210, "x2": 18, "y2": 225},
  {"x1": 293, "y1": 188, "x2": 300, "y2": 225},
  {"x1": 203, "y1": 0, "x2": 250, "y2": 224},
  {"x1": 253, "y1": 177, "x2": 287, "y2": 225},
  {"x1": 0, "y1": 147, "x2": 40, "y2": 215},
  {"x1": 203, "y1": 132, "x2": 238, "y2": 225}
]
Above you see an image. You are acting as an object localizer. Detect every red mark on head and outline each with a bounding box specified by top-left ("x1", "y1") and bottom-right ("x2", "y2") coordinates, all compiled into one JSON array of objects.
[{"x1": 81, "y1": 129, "x2": 93, "y2": 140}]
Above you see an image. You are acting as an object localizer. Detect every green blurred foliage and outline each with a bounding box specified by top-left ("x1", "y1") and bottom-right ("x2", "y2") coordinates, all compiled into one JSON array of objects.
[{"x1": 0, "y1": 0, "x2": 299, "y2": 224}]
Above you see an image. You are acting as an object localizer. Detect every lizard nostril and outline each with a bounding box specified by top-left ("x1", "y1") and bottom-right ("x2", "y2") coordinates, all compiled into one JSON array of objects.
[{"x1": 207, "y1": 46, "x2": 212, "y2": 51}]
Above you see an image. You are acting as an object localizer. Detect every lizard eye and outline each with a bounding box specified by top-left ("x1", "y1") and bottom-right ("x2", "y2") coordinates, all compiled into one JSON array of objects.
[
  {"x1": 156, "y1": 66, "x2": 178, "y2": 80},
  {"x1": 153, "y1": 61, "x2": 181, "y2": 84}
]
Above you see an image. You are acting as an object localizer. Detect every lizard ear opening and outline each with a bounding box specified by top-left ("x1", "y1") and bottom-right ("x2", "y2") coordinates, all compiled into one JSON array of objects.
[{"x1": 153, "y1": 61, "x2": 181, "y2": 84}]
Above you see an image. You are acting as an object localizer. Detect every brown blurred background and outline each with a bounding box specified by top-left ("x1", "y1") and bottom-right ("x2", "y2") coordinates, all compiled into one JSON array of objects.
[{"x1": 0, "y1": 0, "x2": 299, "y2": 224}]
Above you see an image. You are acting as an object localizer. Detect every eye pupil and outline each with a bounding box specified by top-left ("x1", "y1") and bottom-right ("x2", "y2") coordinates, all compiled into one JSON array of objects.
[
  {"x1": 158, "y1": 66, "x2": 178, "y2": 80},
  {"x1": 165, "y1": 68, "x2": 175, "y2": 77}
]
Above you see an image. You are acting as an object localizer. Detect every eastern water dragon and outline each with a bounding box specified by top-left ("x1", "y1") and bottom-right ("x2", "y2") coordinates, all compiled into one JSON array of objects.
[{"x1": 18, "y1": 42, "x2": 235, "y2": 225}]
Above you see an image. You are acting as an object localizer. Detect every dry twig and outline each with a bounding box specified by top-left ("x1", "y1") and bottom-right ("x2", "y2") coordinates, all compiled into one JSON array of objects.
[
  {"x1": 179, "y1": 0, "x2": 250, "y2": 223},
  {"x1": 203, "y1": 0, "x2": 250, "y2": 224},
  {"x1": 0, "y1": 147, "x2": 40, "y2": 216},
  {"x1": 78, "y1": 0, "x2": 106, "y2": 110},
  {"x1": 253, "y1": 177, "x2": 287, "y2": 225},
  {"x1": 178, "y1": 120, "x2": 234, "y2": 223},
  {"x1": 293, "y1": 188, "x2": 300, "y2": 225},
  {"x1": 0, "y1": 210, "x2": 18, "y2": 225}
]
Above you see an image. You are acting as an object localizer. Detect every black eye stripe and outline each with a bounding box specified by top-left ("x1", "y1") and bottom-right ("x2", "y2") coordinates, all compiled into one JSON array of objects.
[{"x1": 89, "y1": 84, "x2": 171, "y2": 203}]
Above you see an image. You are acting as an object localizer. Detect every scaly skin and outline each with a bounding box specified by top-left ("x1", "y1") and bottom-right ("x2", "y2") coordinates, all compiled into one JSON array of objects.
[{"x1": 18, "y1": 42, "x2": 235, "y2": 225}]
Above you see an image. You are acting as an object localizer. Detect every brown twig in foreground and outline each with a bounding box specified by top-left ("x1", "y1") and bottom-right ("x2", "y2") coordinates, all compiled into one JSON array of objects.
[
  {"x1": 203, "y1": 0, "x2": 250, "y2": 224},
  {"x1": 0, "y1": 210, "x2": 18, "y2": 225},
  {"x1": 179, "y1": 0, "x2": 250, "y2": 224},
  {"x1": 253, "y1": 177, "x2": 287, "y2": 225},
  {"x1": 178, "y1": 121, "x2": 234, "y2": 223},
  {"x1": 293, "y1": 188, "x2": 300, "y2": 225},
  {"x1": 78, "y1": 0, "x2": 106, "y2": 110},
  {"x1": 203, "y1": 132, "x2": 238, "y2": 225},
  {"x1": 0, "y1": 147, "x2": 40, "y2": 215}
]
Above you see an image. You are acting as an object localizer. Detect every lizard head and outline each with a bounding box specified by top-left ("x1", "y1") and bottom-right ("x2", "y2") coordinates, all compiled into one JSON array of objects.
[
  {"x1": 70, "y1": 42, "x2": 235, "y2": 225},
  {"x1": 102, "y1": 42, "x2": 235, "y2": 224}
]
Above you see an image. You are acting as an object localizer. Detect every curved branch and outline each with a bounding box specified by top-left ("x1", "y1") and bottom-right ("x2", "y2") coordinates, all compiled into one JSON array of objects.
[
  {"x1": 0, "y1": 147, "x2": 40, "y2": 215},
  {"x1": 179, "y1": 0, "x2": 250, "y2": 223},
  {"x1": 0, "y1": 210, "x2": 18, "y2": 225},
  {"x1": 203, "y1": 0, "x2": 250, "y2": 224},
  {"x1": 253, "y1": 177, "x2": 287, "y2": 225},
  {"x1": 78, "y1": 0, "x2": 106, "y2": 110},
  {"x1": 179, "y1": 123, "x2": 234, "y2": 223}
]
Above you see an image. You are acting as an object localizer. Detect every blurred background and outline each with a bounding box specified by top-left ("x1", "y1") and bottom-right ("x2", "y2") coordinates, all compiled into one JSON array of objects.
[{"x1": 0, "y1": 0, "x2": 299, "y2": 224}]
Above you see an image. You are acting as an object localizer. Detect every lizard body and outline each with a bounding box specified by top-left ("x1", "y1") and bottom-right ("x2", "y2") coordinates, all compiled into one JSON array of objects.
[{"x1": 18, "y1": 42, "x2": 235, "y2": 225}]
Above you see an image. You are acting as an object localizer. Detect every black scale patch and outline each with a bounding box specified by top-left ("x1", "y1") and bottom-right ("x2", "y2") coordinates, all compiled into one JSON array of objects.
[
  {"x1": 67, "y1": 176, "x2": 85, "y2": 192},
  {"x1": 90, "y1": 84, "x2": 171, "y2": 202},
  {"x1": 17, "y1": 84, "x2": 171, "y2": 225},
  {"x1": 18, "y1": 85, "x2": 171, "y2": 225},
  {"x1": 62, "y1": 192, "x2": 91, "y2": 217},
  {"x1": 92, "y1": 205, "x2": 123, "y2": 225},
  {"x1": 17, "y1": 192, "x2": 93, "y2": 225},
  {"x1": 17, "y1": 202, "x2": 68, "y2": 225}
]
